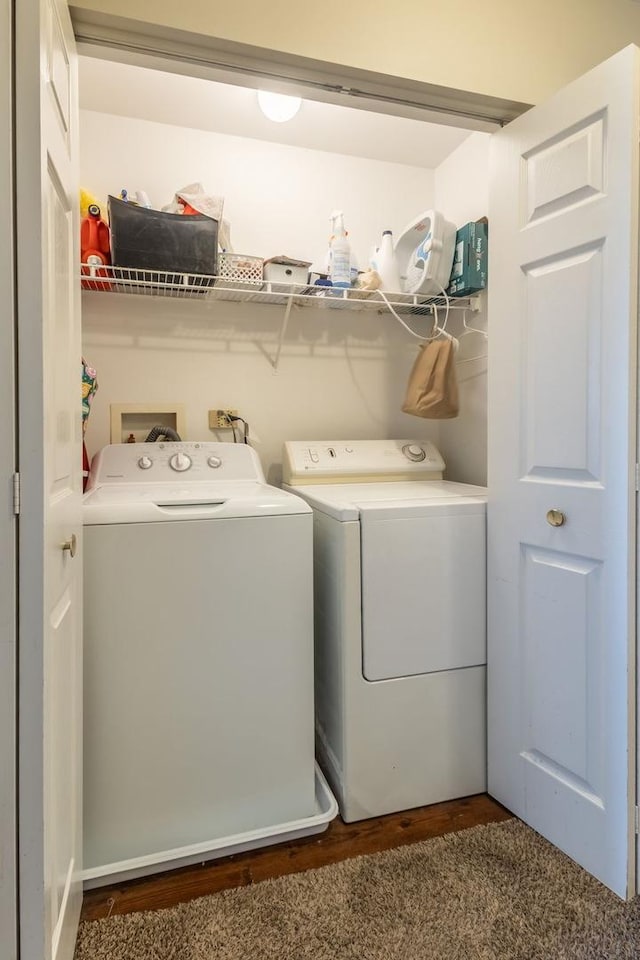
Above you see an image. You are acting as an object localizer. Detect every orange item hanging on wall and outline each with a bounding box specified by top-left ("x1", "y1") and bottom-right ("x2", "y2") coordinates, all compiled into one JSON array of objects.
[{"x1": 81, "y1": 203, "x2": 111, "y2": 290}]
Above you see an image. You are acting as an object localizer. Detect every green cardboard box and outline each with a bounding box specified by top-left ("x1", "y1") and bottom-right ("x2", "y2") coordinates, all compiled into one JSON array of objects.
[{"x1": 447, "y1": 219, "x2": 488, "y2": 297}]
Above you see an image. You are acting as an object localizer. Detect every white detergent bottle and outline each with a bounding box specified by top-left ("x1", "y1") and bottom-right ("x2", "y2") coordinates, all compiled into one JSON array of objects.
[
  {"x1": 374, "y1": 229, "x2": 401, "y2": 292},
  {"x1": 329, "y1": 211, "x2": 352, "y2": 288}
]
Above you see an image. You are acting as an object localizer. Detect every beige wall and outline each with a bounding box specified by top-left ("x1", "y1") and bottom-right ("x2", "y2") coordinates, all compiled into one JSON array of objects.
[
  {"x1": 433, "y1": 133, "x2": 491, "y2": 487},
  {"x1": 71, "y1": 0, "x2": 640, "y2": 105}
]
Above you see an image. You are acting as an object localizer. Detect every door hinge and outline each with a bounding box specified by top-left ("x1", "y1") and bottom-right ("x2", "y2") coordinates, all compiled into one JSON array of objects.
[
  {"x1": 636, "y1": 463, "x2": 640, "y2": 492},
  {"x1": 12, "y1": 473, "x2": 20, "y2": 516},
  {"x1": 635, "y1": 805, "x2": 640, "y2": 834}
]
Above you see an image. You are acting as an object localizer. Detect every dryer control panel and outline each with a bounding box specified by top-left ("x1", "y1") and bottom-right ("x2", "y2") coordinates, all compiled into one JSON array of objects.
[{"x1": 282, "y1": 439, "x2": 445, "y2": 484}]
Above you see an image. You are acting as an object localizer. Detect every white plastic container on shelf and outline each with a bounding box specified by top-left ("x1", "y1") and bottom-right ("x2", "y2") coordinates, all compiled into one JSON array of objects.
[
  {"x1": 394, "y1": 210, "x2": 457, "y2": 296},
  {"x1": 372, "y1": 229, "x2": 401, "y2": 292}
]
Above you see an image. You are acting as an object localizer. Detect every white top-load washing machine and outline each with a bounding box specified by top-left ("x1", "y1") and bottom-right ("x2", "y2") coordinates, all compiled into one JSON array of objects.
[
  {"x1": 82, "y1": 441, "x2": 332, "y2": 886},
  {"x1": 283, "y1": 439, "x2": 487, "y2": 822}
]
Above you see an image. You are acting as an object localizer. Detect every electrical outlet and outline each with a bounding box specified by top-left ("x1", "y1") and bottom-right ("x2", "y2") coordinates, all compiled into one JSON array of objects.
[{"x1": 208, "y1": 409, "x2": 239, "y2": 430}]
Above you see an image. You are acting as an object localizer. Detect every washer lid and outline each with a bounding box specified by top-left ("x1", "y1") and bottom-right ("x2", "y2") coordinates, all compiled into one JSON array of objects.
[
  {"x1": 284, "y1": 480, "x2": 487, "y2": 521},
  {"x1": 83, "y1": 480, "x2": 311, "y2": 524}
]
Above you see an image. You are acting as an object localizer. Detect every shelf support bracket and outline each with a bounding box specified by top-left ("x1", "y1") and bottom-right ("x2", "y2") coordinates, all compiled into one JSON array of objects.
[{"x1": 271, "y1": 295, "x2": 294, "y2": 372}]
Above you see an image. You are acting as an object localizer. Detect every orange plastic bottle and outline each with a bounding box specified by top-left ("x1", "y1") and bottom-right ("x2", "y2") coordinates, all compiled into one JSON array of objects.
[{"x1": 81, "y1": 203, "x2": 111, "y2": 290}]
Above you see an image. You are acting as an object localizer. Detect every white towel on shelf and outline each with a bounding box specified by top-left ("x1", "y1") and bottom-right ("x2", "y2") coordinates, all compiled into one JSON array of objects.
[
  {"x1": 163, "y1": 183, "x2": 233, "y2": 252},
  {"x1": 172, "y1": 182, "x2": 224, "y2": 220}
]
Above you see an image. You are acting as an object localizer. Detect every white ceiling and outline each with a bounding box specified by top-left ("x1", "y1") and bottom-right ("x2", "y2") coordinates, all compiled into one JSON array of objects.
[{"x1": 79, "y1": 58, "x2": 474, "y2": 169}]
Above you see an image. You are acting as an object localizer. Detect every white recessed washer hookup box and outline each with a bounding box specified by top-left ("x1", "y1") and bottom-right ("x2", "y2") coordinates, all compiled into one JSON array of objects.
[{"x1": 109, "y1": 402, "x2": 186, "y2": 444}]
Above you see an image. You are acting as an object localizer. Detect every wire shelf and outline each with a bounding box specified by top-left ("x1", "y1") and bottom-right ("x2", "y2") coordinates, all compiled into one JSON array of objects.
[{"x1": 80, "y1": 264, "x2": 480, "y2": 314}]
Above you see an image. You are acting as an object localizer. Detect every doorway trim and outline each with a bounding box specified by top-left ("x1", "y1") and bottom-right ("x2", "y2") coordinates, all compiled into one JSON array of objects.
[
  {"x1": 0, "y1": 0, "x2": 17, "y2": 956},
  {"x1": 69, "y1": 8, "x2": 530, "y2": 131}
]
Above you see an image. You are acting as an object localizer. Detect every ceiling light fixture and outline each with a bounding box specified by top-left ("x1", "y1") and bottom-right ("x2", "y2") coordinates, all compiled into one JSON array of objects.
[{"x1": 257, "y1": 90, "x2": 302, "y2": 122}]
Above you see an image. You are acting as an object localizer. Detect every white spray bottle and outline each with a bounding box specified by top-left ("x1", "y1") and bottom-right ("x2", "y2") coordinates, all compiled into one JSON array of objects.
[{"x1": 328, "y1": 211, "x2": 352, "y2": 288}]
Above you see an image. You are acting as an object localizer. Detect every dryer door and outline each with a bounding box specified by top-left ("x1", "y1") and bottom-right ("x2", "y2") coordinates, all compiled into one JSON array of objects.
[{"x1": 359, "y1": 500, "x2": 486, "y2": 681}]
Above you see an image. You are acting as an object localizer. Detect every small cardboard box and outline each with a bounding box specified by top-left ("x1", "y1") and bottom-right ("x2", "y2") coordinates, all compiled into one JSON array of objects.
[{"x1": 447, "y1": 219, "x2": 488, "y2": 297}]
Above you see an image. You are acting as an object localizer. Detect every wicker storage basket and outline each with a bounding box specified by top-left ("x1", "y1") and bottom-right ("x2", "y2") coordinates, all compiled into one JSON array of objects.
[{"x1": 218, "y1": 253, "x2": 263, "y2": 287}]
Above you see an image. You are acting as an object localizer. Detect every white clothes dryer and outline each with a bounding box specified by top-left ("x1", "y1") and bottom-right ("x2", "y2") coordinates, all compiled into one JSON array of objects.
[
  {"x1": 283, "y1": 439, "x2": 487, "y2": 822},
  {"x1": 82, "y1": 442, "x2": 328, "y2": 886}
]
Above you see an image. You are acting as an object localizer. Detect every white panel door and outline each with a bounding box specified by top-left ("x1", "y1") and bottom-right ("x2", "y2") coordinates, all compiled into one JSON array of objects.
[
  {"x1": 488, "y1": 45, "x2": 639, "y2": 897},
  {"x1": 15, "y1": 1, "x2": 82, "y2": 958}
]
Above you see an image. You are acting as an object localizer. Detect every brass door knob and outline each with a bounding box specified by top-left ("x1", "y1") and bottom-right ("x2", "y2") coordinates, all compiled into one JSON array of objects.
[
  {"x1": 546, "y1": 509, "x2": 566, "y2": 527},
  {"x1": 61, "y1": 533, "x2": 77, "y2": 558}
]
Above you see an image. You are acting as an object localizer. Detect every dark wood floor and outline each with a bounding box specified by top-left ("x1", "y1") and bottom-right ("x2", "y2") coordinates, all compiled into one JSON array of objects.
[{"x1": 81, "y1": 793, "x2": 511, "y2": 921}]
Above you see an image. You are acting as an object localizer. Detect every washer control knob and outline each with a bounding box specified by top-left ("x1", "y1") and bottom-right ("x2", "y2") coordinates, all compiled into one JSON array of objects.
[
  {"x1": 403, "y1": 443, "x2": 426, "y2": 462},
  {"x1": 137, "y1": 456, "x2": 153, "y2": 470},
  {"x1": 169, "y1": 452, "x2": 192, "y2": 472},
  {"x1": 207, "y1": 456, "x2": 222, "y2": 469}
]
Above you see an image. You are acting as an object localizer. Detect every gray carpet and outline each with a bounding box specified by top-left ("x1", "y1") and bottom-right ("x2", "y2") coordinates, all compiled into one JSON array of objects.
[{"x1": 74, "y1": 819, "x2": 640, "y2": 960}]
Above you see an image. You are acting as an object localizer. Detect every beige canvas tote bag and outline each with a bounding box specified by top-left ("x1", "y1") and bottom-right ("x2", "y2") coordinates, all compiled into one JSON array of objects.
[{"x1": 401, "y1": 339, "x2": 459, "y2": 419}]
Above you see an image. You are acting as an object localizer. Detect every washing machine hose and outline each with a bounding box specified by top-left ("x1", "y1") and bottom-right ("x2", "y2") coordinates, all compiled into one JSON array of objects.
[{"x1": 144, "y1": 425, "x2": 182, "y2": 442}]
